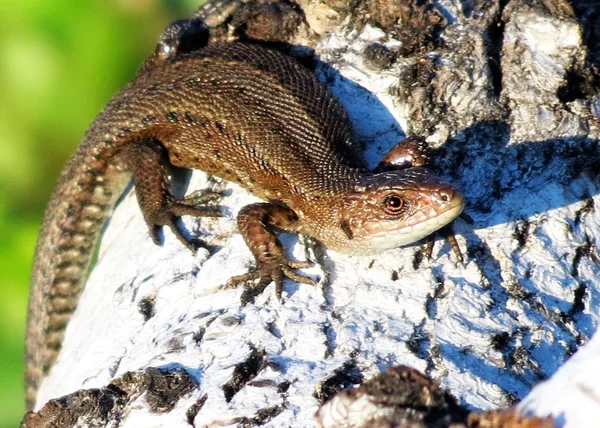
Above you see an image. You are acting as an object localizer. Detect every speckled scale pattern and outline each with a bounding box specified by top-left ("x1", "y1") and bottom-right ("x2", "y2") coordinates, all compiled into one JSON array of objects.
[
  {"x1": 25, "y1": 41, "x2": 463, "y2": 411},
  {"x1": 85, "y1": 43, "x2": 367, "y2": 198},
  {"x1": 25, "y1": 43, "x2": 367, "y2": 409}
]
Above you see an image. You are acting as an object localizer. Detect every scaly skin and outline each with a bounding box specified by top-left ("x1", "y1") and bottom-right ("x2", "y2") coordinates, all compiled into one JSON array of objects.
[{"x1": 25, "y1": 28, "x2": 464, "y2": 409}]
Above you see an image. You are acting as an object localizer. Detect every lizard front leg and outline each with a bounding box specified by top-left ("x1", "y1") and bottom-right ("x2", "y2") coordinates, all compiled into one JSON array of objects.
[
  {"x1": 121, "y1": 139, "x2": 222, "y2": 251},
  {"x1": 378, "y1": 136, "x2": 464, "y2": 263},
  {"x1": 228, "y1": 203, "x2": 316, "y2": 299},
  {"x1": 376, "y1": 136, "x2": 429, "y2": 171}
]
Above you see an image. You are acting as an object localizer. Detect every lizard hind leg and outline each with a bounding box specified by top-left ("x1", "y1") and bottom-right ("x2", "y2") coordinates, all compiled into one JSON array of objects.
[
  {"x1": 155, "y1": 17, "x2": 209, "y2": 61},
  {"x1": 122, "y1": 140, "x2": 223, "y2": 252},
  {"x1": 141, "y1": 16, "x2": 209, "y2": 72}
]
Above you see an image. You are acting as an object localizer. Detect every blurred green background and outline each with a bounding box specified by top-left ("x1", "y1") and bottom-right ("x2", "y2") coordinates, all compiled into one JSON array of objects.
[{"x1": 0, "y1": 1, "x2": 200, "y2": 426}]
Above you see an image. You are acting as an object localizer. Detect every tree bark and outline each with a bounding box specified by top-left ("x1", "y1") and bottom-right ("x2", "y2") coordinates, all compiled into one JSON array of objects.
[{"x1": 24, "y1": 0, "x2": 600, "y2": 426}]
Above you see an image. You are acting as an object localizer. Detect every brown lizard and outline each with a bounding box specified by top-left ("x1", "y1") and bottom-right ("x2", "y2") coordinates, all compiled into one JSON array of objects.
[{"x1": 25, "y1": 18, "x2": 464, "y2": 410}]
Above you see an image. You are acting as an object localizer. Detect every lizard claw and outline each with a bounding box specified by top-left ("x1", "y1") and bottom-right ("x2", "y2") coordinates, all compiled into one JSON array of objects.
[
  {"x1": 150, "y1": 212, "x2": 198, "y2": 252},
  {"x1": 225, "y1": 257, "x2": 317, "y2": 300},
  {"x1": 420, "y1": 224, "x2": 464, "y2": 265}
]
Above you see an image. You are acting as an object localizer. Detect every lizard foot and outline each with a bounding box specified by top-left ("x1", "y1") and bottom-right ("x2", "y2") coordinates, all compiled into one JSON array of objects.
[
  {"x1": 225, "y1": 258, "x2": 316, "y2": 300},
  {"x1": 422, "y1": 224, "x2": 464, "y2": 265},
  {"x1": 149, "y1": 196, "x2": 224, "y2": 252},
  {"x1": 125, "y1": 140, "x2": 225, "y2": 252}
]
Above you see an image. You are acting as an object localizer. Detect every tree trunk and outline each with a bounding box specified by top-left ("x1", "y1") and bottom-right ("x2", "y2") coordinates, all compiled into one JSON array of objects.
[{"x1": 23, "y1": 0, "x2": 600, "y2": 426}]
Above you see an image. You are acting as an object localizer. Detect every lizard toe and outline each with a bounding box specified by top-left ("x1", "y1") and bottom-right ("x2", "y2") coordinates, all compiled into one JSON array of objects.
[
  {"x1": 162, "y1": 215, "x2": 198, "y2": 252},
  {"x1": 182, "y1": 190, "x2": 223, "y2": 205},
  {"x1": 282, "y1": 267, "x2": 317, "y2": 286},
  {"x1": 166, "y1": 201, "x2": 223, "y2": 218},
  {"x1": 225, "y1": 270, "x2": 261, "y2": 289},
  {"x1": 223, "y1": 256, "x2": 316, "y2": 300}
]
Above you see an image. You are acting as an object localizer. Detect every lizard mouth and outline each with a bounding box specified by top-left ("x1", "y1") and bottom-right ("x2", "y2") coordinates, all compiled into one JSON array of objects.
[{"x1": 403, "y1": 195, "x2": 464, "y2": 240}]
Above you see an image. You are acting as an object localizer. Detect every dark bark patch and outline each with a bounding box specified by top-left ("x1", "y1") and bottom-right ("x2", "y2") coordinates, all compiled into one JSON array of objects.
[
  {"x1": 186, "y1": 395, "x2": 207, "y2": 426},
  {"x1": 222, "y1": 348, "x2": 268, "y2": 402},
  {"x1": 21, "y1": 367, "x2": 197, "y2": 426},
  {"x1": 232, "y1": 1, "x2": 304, "y2": 43},
  {"x1": 313, "y1": 360, "x2": 363, "y2": 403},
  {"x1": 138, "y1": 295, "x2": 156, "y2": 322}
]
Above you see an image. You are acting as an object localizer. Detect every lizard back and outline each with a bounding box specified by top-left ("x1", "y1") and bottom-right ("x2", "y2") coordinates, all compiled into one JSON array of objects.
[
  {"x1": 26, "y1": 43, "x2": 368, "y2": 408},
  {"x1": 88, "y1": 43, "x2": 368, "y2": 198}
]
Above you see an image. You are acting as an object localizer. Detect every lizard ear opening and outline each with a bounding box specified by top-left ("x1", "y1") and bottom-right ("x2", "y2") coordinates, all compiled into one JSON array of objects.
[{"x1": 340, "y1": 219, "x2": 354, "y2": 240}]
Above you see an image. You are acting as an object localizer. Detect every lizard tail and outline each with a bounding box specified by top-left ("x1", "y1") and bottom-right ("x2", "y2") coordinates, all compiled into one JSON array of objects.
[{"x1": 25, "y1": 146, "x2": 127, "y2": 410}]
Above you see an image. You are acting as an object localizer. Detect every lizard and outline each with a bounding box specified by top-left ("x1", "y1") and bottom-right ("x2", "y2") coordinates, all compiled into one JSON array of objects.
[{"x1": 24, "y1": 17, "x2": 464, "y2": 410}]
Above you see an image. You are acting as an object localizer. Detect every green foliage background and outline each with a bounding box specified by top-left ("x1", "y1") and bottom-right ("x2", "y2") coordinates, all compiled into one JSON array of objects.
[{"x1": 0, "y1": 1, "x2": 199, "y2": 425}]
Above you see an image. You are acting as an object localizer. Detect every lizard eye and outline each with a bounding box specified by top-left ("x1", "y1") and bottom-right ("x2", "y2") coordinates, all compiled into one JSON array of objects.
[{"x1": 383, "y1": 195, "x2": 404, "y2": 214}]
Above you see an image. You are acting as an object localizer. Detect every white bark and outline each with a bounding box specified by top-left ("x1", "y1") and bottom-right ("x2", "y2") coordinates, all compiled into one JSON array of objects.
[{"x1": 32, "y1": 0, "x2": 600, "y2": 426}]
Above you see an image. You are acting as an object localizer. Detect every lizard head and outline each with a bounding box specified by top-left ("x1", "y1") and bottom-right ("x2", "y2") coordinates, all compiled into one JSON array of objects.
[{"x1": 337, "y1": 167, "x2": 464, "y2": 254}]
